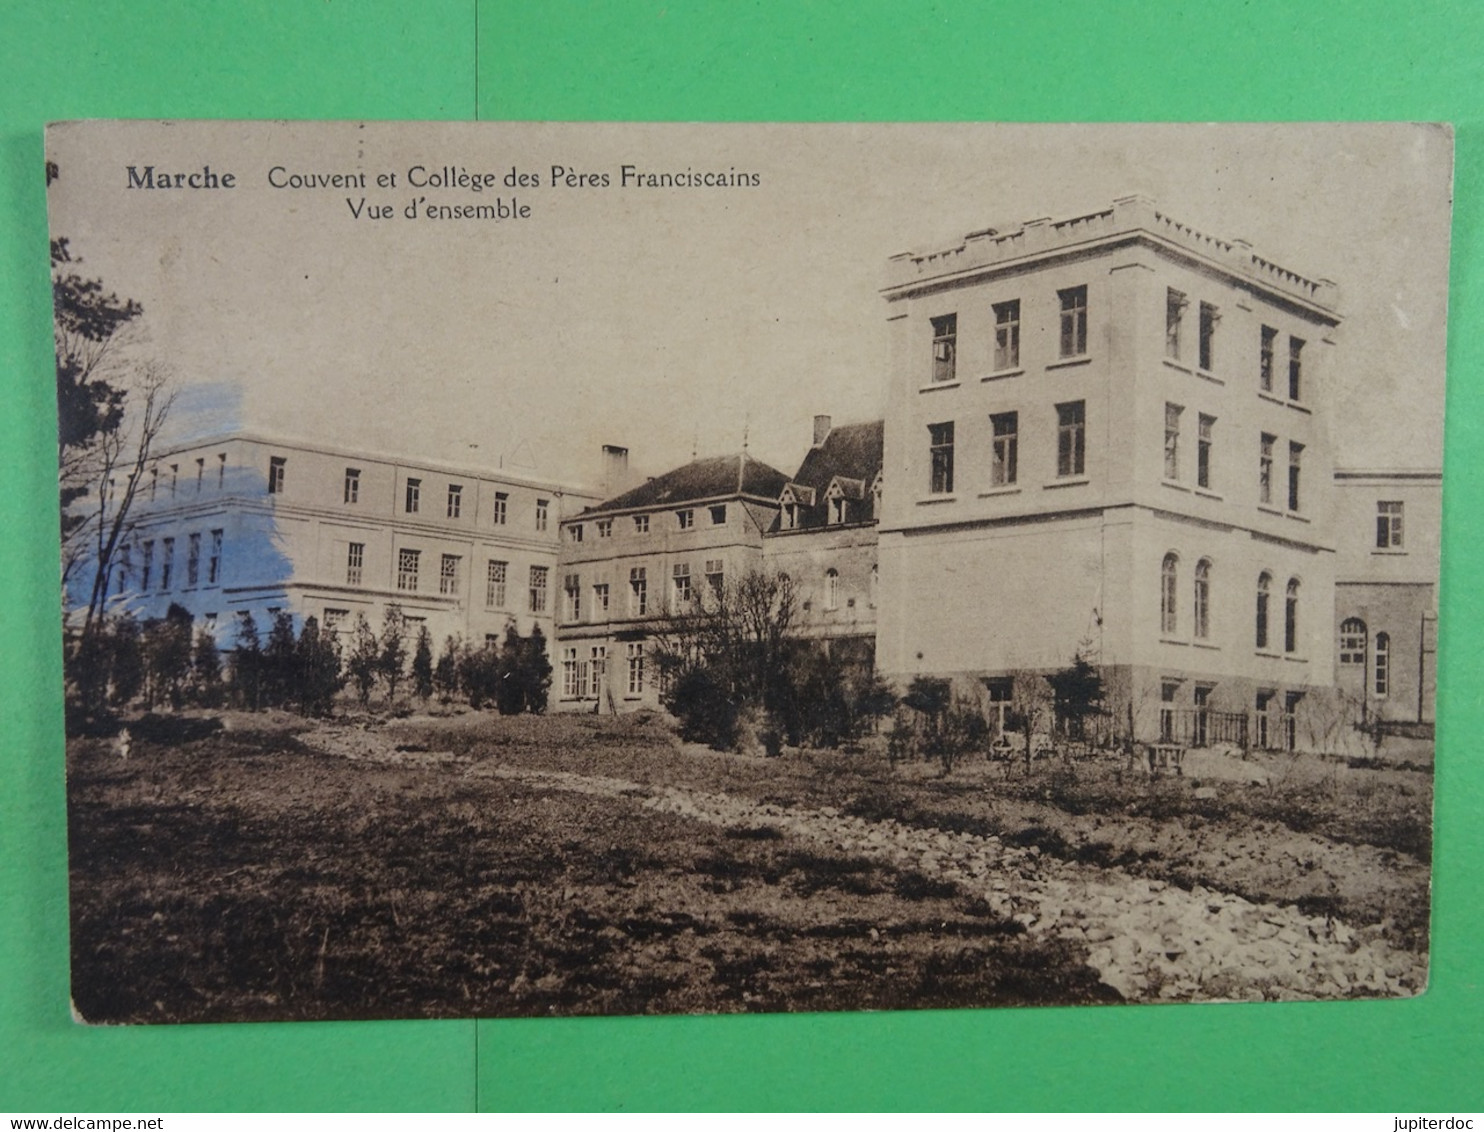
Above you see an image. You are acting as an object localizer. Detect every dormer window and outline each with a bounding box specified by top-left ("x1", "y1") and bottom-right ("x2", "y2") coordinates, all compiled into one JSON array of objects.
[
  {"x1": 782, "y1": 499, "x2": 798, "y2": 530},
  {"x1": 829, "y1": 496, "x2": 846, "y2": 525}
]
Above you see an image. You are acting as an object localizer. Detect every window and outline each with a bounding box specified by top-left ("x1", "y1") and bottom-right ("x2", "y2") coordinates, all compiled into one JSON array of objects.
[
  {"x1": 169, "y1": 464, "x2": 178, "y2": 495},
  {"x1": 208, "y1": 529, "x2": 222, "y2": 585},
  {"x1": 1254, "y1": 690, "x2": 1274, "y2": 749},
  {"x1": 593, "y1": 582, "x2": 610, "y2": 615},
  {"x1": 993, "y1": 300, "x2": 1020, "y2": 370},
  {"x1": 870, "y1": 563, "x2": 878, "y2": 608},
  {"x1": 705, "y1": 559, "x2": 724, "y2": 600},
  {"x1": 931, "y1": 313, "x2": 957, "y2": 383},
  {"x1": 1198, "y1": 302, "x2": 1218, "y2": 371},
  {"x1": 1283, "y1": 691, "x2": 1302, "y2": 751},
  {"x1": 439, "y1": 553, "x2": 460, "y2": 595},
  {"x1": 1161, "y1": 553, "x2": 1178, "y2": 635},
  {"x1": 159, "y1": 538, "x2": 174, "y2": 590},
  {"x1": 323, "y1": 608, "x2": 348, "y2": 633},
  {"x1": 1197, "y1": 415, "x2": 1214, "y2": 489},
  {"x1": 824, "y1": 568, "x2": 839, "y2": 611},
  {"x1": 202, "y1": 612, "x2": 217, "y2": 633},
  {"x1": 1339, "y1": 617, "x2": 1368, "y2": 664},
  {"x1": 187, "y1": 532, "x2": 201, "y2": 587},
  {"x1": 195, "y1": 457, "x2": 204, "y2": 491},
  {"x1": 1056, "y1": 401, "x2": 1086, "y2": 477},
  {"x1": 928, "y1": 422, "x2": 954, "y2": 494},
  {"x1": 990, "y1": 412, "x2": 1018, "y2": 486},
  {"x1": 1166, "y1": 289, "x2": 1186, "y2": 359},
  {"x1": 1058, "y1": 286, "x2": 1088, "y2": 358},
  {"x1": 535, "y1": 499, "x2": 549, "y2": 531},
  {"x1": 634, "y1": 514, "x2": 650, "y2": 535},
  {"x1": 1377, "y1": 501, "x2": 1404, "y2": 549},
  {"x1": 597, "y1": 518, "x2": 613, "y2": 538},
  {"x1": 1284, "y1": 578, "x2": 1300, "y2": 653},
  {"x1": 985, "y1": 677, "x2": 1013, "y2": 732},
  {"x1": 529, "y1": 566, "x2": 548, "y2": 612},
  {"x1": 626, "y1": 642, "x2": 645, "y2": 695},
  {"x1": 486, "y1": 560, "x2": 507, "y2": 607},
  {"x1": 397, "y1": 548, "x2": 420, "y2": 591},
  {"x1": 1374, "y1": 632, "x2": 1391, "y2": 696},
  {"x1": 1193, "y1": 559, "x2": 1211, "y2": 640},
  {"x1": 141, "y1": 541, "x2": 153, "y2": 591},
  {"x1": 828, "y1": 495, "x2": 846, "y2": 524},
  {"x1": 1160, "y1": 680, "x2": 1179, "y2": 743},
  {"x1": 347, "y1": 542, "x2": 364, "y2": 586},
  {"x1": 562, "y1": 647, "x2": 581, "y2": 699},
  {"x1": 447, "y1": 484, "x2": 462, "y2": 518},
  {"x1": 1164, "y1": 403, "x2": 1183, "y2": 480},
  {"x1": 1288, "y1": 336, "x2": 1304, "y2": 401},
  {"x1": 405, "y1": 477, "x2": 421, "y2": 513},
  {"x1": 149, "y1": 466, "x2": 158, "y2": 500},
  {"x1": 564, "y1": 573, "x2": 582, "y2": 621},
  {"x1": 672, "y1": 563, "x2": 693, "y2": 606},
  {"x1": 1288, "y1": 442, "x2": 1303, "y2": 511},
  {"x1": 484, "y1": 634, "x2": 500, "y2": 651},
  {"x1": 217, "y1": 452, "x2": 226, "y2": 487},
  {"x1": 709, "y1": 504, "x2": 727, "y2": 525},
  {"x1": 344, "y1": 468, "x2": 360, "y2": 504},
  {"x1": 629, "y1": 567, "x2": 647, "y2": 615},
  {"x1": 589, "y1": 646, "x2": 607, "y2": 697},
  {"x1": 268, "y1": 456, "x2": 285, "y2": 495},
  {"x1": 782, "y1": 500, "x2": 799, "y2": 530},
  {"x1": 493, "y1": 492, "x2": 508, "y2": 525},
  {"x1": 568, "y1": 523, "x2": 583, "y2": 543},
  {"x1": 1255, "y1": 572, "x2": 1271, "y2": 649},
  {"x1": 117, "y1": 544, "x2": 131, "y2": 596},
  {"x1": 676, "y1": 509, "x2": 694, "y2": 530},
  {"x1": 1192, "y1": 685, "x2": 1212, "y2": 747},
  {"x1": 1260, "y1": 326, "x2": 1277, "y2": 392},
  {"x1": 1259, "y1": 433, "x2": 1275, "y2": 505}
]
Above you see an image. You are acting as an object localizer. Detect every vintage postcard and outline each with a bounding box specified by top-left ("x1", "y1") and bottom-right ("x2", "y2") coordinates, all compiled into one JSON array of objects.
[{"x1": 48, "y1": 121, "x2": 1450, "y2": 1022}]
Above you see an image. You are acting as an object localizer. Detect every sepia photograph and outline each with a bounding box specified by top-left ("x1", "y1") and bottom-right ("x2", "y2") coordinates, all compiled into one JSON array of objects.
[{"x1": 47, "y1": 120, "x2": 1450, "y2": 1023}]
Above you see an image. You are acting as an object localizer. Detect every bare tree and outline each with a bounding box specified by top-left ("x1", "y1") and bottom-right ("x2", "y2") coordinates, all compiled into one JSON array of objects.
[{"x1": 68, "y1": 362, "x2": 174, "y2": 639}]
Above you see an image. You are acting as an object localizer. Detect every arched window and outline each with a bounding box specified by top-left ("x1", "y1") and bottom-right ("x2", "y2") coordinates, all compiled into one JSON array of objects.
[
  {"x1": 1374, "y1": 632, "x2": 1391, "y2": 696},
  {"x1": 1161, "y1": 553, "x2": 1178, "y2": 635},
  {"x1": 824, "y1": 568, "x2": 839, "y2": 611},
  {"x1": 869, "y1": 563, "x2": 878, "y2": 609},
  {"x1": 1284, "y1": 578, "x2": 1300, "y2": 654},
  {"x1": 1256, "y1": 572, "x2": 1272, "y2": 649},
  {"x1": 1193, "y1": 559, "x2": 1211, "y2": 640},
  {"x1": 1339, "y1": 618, "x2": 1368, "y2": 665}
]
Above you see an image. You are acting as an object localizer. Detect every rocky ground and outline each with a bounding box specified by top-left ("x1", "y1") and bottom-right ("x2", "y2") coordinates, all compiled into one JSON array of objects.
[{"x1": 66, "y1": 708, "x2": 1431, "y2": 1021}]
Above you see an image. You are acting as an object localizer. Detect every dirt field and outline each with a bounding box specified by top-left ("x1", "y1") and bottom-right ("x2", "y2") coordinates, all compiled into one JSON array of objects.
[{"x1": 66, "y1": 709, "x2": 1432, "y2": 1023}]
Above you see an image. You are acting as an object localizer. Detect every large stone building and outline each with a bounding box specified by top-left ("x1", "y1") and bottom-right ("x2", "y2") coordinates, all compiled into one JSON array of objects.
[
  {"x1": 1332, "y1": 468, "x2": 1442, "y2": 727},
  {"x1": 551, "y1": 451, "x2": 790, "y2": 711},
  {"x1": 551, "y1": 417, "x2": 885, "y2": 711},
  {"x1": 105, "y1": 433, "x2": 597, "y2": 648},
  {"x1": 874, "y1": 194, "x2": 1344, "y2": 747}
]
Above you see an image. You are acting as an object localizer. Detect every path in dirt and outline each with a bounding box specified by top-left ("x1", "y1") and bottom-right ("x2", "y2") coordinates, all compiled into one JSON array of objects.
[{"x1": 466, "y1": 762, "x2": 1425, "y2": 1003}]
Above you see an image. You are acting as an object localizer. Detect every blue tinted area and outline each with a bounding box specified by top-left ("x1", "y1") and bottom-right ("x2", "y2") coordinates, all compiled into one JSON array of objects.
[
  {"x1": 160, "y1": 382, "x2": 244, "y2": 447},
  {"x1": 78, "y1": 450, "x2": 296, "y2": 635}
]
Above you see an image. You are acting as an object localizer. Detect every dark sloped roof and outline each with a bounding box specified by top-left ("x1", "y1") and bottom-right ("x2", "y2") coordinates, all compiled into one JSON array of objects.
[
  {"x1": 779, "y1": 420, "x2": 884, "y2": 529},
  {"x1": 586, "y1": 453, "x2": 789, "y2": 514}
]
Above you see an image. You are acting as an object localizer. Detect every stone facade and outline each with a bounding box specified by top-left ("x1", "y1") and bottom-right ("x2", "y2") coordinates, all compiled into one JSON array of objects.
[
  {"x1": 1333, "y1": 469, "x2": 1442, "y2": 726},
  {"x1": 875, "y1": 195, "x2": 1344, "y2": 746},
  {"x1": 106, "y1": 433, "x2": 596, "y2": 649}
]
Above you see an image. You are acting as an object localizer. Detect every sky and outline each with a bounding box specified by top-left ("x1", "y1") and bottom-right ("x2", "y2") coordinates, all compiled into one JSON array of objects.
[{"x1": 45, "y1": 121, "x2": 1453, "y2": 487}]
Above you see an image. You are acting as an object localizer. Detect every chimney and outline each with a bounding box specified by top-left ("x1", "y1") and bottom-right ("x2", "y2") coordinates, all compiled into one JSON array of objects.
[
  {"x1": 812, "y1": 414, "x2": 832, "y2": 447},
  {"x1": 601, "y1": 444, "x2": 630, "y2": 497}
]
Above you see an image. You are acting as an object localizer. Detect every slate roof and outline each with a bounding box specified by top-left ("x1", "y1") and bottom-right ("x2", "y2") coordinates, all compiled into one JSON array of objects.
[
  {"x1": 585, "y1": 453, "x2": 790, "y2": 514},
  {"x1": 779, "y1": 420, "x2": 884, "y2": 530}
]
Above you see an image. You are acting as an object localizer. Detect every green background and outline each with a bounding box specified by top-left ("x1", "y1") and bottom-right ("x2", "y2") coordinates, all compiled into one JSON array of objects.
[{"x1": 2, "y1": 0, "x2": 1480, "y2": 1112}]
